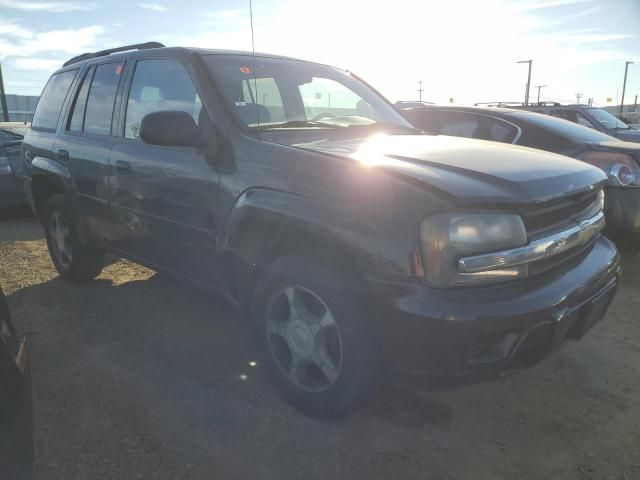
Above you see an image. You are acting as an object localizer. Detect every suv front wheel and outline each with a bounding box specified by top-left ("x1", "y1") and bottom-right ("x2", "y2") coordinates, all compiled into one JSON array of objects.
[
  {"x1": 251, "y1": 255, "x2": 381, "y2": 417},
  {"x1": 43, "y1": 194, "x2": 105, "y2": 282}
]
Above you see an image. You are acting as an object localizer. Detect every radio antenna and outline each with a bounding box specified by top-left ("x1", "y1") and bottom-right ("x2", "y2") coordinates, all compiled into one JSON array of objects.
[{"x1": 249, "y1": 0, "x2": 260, "y2": 132}]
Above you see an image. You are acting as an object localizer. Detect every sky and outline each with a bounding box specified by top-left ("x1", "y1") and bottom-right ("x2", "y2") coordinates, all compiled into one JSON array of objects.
[{"x1": 0, "y1": 0, "x2": 639, "y2": 107}]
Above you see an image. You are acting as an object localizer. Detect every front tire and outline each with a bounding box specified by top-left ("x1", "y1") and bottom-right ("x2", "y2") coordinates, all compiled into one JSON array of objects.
[
  {"x1": 43, "y1": 194, "x2": 104, "y2": 282},
  {"x1": 251, "y1": 255, "x2": 381, "y2": 417}
]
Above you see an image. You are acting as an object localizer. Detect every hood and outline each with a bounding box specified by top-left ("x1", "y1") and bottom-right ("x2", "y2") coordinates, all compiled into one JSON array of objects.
[
  {"x1": 292, "y1": 134, "x2": 606, "y2": 207},
  {"x1": 612, "y1": 129, "x2": 640, "y2": 144},
  {"x1": 592, "y1": 139, "x2": 640, "y2": 162}
]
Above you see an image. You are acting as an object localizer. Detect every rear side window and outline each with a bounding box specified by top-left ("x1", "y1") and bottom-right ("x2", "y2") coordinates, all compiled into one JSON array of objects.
[
  {"x1": 32, "y1": 70, "x2": 77, "y2": 131},
  {"x1": 67, "y1": 66, "x2": 95, "y2": 132},
  {"x1": 84, "y1": 62, "x2": 123, "y2": 136},
  {"x1": 124, "y1": 59, "x2": 202, "y2": 139},
  {"x1": 426, "y1": 111, "x2": 518, "y2": 143}
]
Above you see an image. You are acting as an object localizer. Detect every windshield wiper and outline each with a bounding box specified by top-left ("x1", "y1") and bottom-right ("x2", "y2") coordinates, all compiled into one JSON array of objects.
[{"x1": 249, "y1": 120, "x2": 341, "y2": 131}]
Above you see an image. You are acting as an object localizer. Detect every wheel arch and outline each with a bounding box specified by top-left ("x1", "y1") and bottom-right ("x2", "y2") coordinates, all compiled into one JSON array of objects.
[{"x1": 220, "y1": 188, "x2": 380, "y2": 305}]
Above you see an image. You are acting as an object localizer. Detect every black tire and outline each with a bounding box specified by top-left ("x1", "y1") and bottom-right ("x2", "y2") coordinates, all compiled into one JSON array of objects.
[
  {"x1": 43, "y1": 194, "x2": 104, "y2": 282},
  {"x1": 251, "y1": 255, "x2": 381, "y2": 417}
]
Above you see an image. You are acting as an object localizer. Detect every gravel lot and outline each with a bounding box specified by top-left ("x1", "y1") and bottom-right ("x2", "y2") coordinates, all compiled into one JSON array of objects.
[{"x1": 1, "y1": 207, "x2": 639, "y2": 480}]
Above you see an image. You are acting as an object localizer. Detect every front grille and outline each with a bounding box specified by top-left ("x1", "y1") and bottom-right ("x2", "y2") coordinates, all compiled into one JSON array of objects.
[
  {"x1": 522, "y1": 189, "x2": 600, "y2": 240},
  {"x1": 520, "y1": 189, "x2": 602, "y2": 276}
]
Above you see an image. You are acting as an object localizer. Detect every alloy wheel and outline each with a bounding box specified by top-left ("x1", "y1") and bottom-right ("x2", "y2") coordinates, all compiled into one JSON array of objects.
[
  {"x1": 49, "y1": 211, "x2": 73, "y2": 269},
  {"x1": 265, "y1": 285, "x2": 343, "y2": 392}
]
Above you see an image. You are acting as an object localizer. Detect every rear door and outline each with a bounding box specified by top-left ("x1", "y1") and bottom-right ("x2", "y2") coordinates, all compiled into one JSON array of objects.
[
  {"x1": 108, "y1": 57, "x2": 220, "y2": 284},
  {"x1": 22, "y1": 68, "x2": 78, "y2": 200},
  {"x1": 54, "y1": 60, "x2": 126, "y2": 243},
  {"x1": 0, "y1": 130, "x2": 24, "y2": 177}
]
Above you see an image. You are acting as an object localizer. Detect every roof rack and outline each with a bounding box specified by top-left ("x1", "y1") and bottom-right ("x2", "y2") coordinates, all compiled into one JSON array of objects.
[
  {"x1": 474, "y1": 101, "x2": 562, "y2": 107},
  {"x1": 63, "y1": 42, "x2": 165, "y2": 67}
]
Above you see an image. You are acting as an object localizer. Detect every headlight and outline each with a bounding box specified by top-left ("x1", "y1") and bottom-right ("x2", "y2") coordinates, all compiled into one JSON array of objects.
[
  {"x1": 578, "y1": 151, "x2": 640, "y2": 187},
  {"x1": 419, "y1": 212, "x2": 528, "y2": 287}
]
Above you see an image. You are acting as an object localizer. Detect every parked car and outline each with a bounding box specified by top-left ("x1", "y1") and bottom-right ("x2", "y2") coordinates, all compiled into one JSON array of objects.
[
  {"x1": 23, "y1": 43, "x2": 620, "y2": 417},
  {"x1": 496, "y1": 103, "x2": 640, "y2": 143},
  {"x1": 0, "y1": 123, "x2": 28, "y2": 209},
  {"x1": 398, "y1": 105, "x2": 640, "y2": 248},
  {"x1": 0, "y1": 286, "x2": 33, "y2": 480}
]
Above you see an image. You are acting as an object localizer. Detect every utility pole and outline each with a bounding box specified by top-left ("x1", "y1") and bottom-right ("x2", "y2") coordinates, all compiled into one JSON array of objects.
[
  {"x1": 0, "y1": 59, "x2": 9, "y2": 122},
  {"x1": 534, "y1": 84, "x2": 547, "y2": 104},
  {"x1": 517, "y1": 60, "x2": 532, "y2": 106},
  {"x1": 588, "y1": 97, "x2": 593, "y2": 107},
  {"x1": 620, "y1": 61, "x2": 634, "y2": 116},
  {"x1": 575, "y1": 92, "x2": 583, "y2": 104},
  {"x1": 634, "y1": 94, "x2": 638, "y2": 111},
  {"x1": 417, "y1": 80, "x2": 424, "y2": 102}
]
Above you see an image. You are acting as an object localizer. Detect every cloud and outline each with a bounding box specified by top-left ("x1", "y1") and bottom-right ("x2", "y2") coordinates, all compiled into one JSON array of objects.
[
  {"x1": 0, "y1": 22, "x2": 33, "y2": 39},
  {"x1": 0, "y1": 0, "x2": 97, "y2": 12},
  {"x1": 138, "y1": 3, "x2": 168, "y2": 12},
  {"x1": 0, "y1": 25, "x2": 105, "y2": 58},
  {"x1": 14, "y1": 57, "x2": 62, "y2": 71},
  {"x1": 511, "y1": 0, "x2": 592, "y2": 11}
]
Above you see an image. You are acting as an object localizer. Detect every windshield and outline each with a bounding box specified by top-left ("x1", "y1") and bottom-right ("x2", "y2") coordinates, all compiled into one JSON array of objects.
[
  {"x1": 203, "y1": 54, "x2": 412, "y2": 131},
  {"x1": 508, "y1": 110, "x2": 615, "y2": 142},
  {"x1": 586, "y1": 108, "x2": 630, "y2": 130}
]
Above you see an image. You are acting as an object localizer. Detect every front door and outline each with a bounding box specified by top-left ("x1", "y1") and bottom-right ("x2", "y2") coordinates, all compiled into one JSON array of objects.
[{"x1": 108, "y1": 58, "x2": 220, "y2": 285}]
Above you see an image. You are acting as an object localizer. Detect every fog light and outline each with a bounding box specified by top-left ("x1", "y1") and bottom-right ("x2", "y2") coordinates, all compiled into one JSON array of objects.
[{"x1": 468, "y1": 332, "x2": 519, "y2": 365}]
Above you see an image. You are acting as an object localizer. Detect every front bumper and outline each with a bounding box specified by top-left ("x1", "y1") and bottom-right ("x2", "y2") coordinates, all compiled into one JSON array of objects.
[
  {"x1": 368, "y1": 235, "x2": 621, "y2": 389},
  {"x1": 603, "y1": 186, "x2": 640, "y2": 238}
]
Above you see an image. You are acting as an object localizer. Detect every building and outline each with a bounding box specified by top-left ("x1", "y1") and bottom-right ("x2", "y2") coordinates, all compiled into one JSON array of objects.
[{"x1": 0, "y1": 94, "x2": 39, "y2": 123}]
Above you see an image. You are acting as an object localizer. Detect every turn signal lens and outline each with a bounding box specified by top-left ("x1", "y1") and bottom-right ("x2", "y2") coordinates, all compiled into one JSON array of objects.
[{"x1": 578, "y1": 151, "x2": 640, "y2": 187}]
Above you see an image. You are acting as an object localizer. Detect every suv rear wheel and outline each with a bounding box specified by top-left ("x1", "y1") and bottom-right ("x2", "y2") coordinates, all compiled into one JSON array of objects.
[
  {"x1": 43, "y1": 194, "x2": 104, "y2": 281},
  {"x1": 251, "y1": 255, "x2": 380, "y2": 417}
]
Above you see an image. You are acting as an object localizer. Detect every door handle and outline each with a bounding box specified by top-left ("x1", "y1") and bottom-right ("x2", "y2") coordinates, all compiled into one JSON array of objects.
[
  {"x1": 115, "y1": 160, "x2": 131, "y2": 173},
  {"x1": 57, "y1": 149, "x2": 69, "y2": 162}
]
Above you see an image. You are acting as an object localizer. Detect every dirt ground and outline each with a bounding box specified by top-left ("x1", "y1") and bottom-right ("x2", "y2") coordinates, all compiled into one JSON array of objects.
[{"x1": 1, "y1": 206, "x2": 639, "y2": 480}]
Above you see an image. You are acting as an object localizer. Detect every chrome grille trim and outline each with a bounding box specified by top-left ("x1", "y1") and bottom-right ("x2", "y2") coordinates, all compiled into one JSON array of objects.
[{"x1": 458, "y1": 210, "x2": 605, "y2": 274}]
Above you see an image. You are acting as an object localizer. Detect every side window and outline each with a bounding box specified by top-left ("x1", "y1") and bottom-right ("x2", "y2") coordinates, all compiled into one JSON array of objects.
[
  {"x1": 67, "y1": 66, "x2": 95, "y2": 132},
  {"x1": 550, "y1": 111, "x2": 572, "y2": 121},
  {"x1": 84, "y1": 62, "x2": 123, "y2": 135},
  {"x1": 482, "y1": 117, "x2": 518, "y2": 143},
  {"x1": 31, "y1": 70, "x2": 77, "y2": 131},
  {"x1": 575, "y1": 113, "x2": 597, "y2": 129},
  {"x1": 125, "y1": 59, "x2": 202, "y2": 139},
  {"x1": 436, "y1": 112, "x2": 480, "y2": 137},
  {"x1": 242, "y1": 77, "x2": 285, "y2": 123},
  {"x1": 401, "y1": 109, "x2": 442, "y2": 132}
]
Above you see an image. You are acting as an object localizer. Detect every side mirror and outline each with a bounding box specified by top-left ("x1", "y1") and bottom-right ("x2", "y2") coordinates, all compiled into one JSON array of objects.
[{"x1": 139, "y1": 111, "x2": 205, "y2": 148}]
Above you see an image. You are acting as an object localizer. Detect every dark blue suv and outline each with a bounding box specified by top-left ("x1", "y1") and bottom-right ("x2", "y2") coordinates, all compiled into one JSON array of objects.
[{"x1": 22, "y1": 43, "x2": 620, "y2": 416}]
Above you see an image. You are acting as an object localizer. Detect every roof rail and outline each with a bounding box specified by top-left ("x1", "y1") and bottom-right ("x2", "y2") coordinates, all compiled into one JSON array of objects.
[
  {"x1": 474, "y1": 101, "x2": 562, "y2": 108},
  {"x1": 63, "y1": 42, "x2": 165, "y2": 67},
  {"x1": 474, "y1": 101, "x2": 525, "y2": 107}
]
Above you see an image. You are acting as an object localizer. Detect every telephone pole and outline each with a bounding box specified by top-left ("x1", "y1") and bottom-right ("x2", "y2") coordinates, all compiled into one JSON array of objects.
[
  {"x1": 534, "y1": 84, "x2": 547, "y2": 104},
  {"x1": 517, "y1": 59, "x2": 532, "y2": 106},
  {"x1": 0, "y1": 60, "x2": 10, "y2": 122},
  {"x1": 417, "y1": 80, "x2": 424, "y2": 102},
  {"x1": 575, "y1": 92, "x2": 583, "y2": 104},
  {"x1": 620, "y1": 61, "x2": 634, "y2": 115}
]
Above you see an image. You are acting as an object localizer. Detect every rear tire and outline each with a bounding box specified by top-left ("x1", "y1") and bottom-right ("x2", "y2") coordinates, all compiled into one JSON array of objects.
[
  {"x1": 251, "y1": 255, "x2": 381, "y2": 417},
  {"x1": 43, "y1": 194, "x2": 104, "y2": 282}
]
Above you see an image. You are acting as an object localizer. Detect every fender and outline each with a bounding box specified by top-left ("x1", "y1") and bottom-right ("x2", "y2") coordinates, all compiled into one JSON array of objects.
[
  {"x1": 219, "y1": 188, "x2": 382, "y2": 301},
  {"x1": 28, "y1": 156, "x2": 80, "y2": 226},
  {"x1": 31, "y1": 156, "x2": 72, "y2": 180}
]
